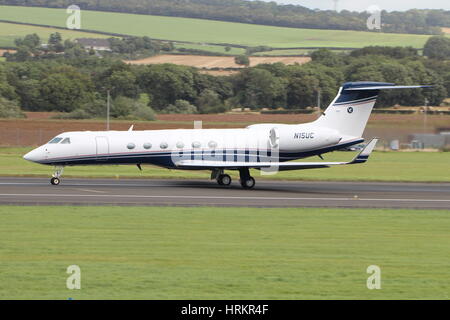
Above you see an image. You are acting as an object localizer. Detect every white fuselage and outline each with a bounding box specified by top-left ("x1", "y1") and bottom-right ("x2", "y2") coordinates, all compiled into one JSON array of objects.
[{"x1": 23, "y1": 123, "x2": 362, "y2": 168}]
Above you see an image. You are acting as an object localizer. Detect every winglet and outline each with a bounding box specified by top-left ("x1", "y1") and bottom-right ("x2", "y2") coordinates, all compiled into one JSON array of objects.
[{"x1": 350, "y1": 138, "x2": 378, "y2": 164}]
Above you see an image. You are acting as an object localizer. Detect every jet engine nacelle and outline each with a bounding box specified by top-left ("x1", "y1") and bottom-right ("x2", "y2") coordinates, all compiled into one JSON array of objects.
[{"x1": 273, "y1": 125, "x2": 342, "y2": 151}]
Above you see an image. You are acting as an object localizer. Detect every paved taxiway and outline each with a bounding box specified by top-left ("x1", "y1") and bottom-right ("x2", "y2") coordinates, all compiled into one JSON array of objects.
[{"x1": 0, "y1": 177, "x2": 449, "y2": 209}]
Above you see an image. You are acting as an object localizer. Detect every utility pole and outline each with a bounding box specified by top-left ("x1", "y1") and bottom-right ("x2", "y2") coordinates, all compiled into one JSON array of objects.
[
  {"x1": 317, "y1": 88, "x2": 321, "y2": 114},
  {"x1": 333, "y1": 0, "x2": 339, "y2": 12},
  {"x1": 423, "y1": 98, "x2": 429, "y2": 134},
  {"x1": 106, "y1": 89, "x2": 110, "y2": 131}
]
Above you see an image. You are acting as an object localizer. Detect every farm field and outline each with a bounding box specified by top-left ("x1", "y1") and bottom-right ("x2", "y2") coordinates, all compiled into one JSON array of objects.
[
  {"x1": 1, "y1": 146, "x2": 449, "y2": 182},
  {"x1": 124, "y1": 54, "x2": 311, "y2": 68},
  {"x1": 174, "y1": 43, "x2": 246, "y2": 55},
  {"x1": 0, "y1": 5, "x2": 436, "y2": 49},
  {"x1": 0, "y1": 205, "x2": 449, "y2": 299},
  {"x1": 0, "y1": 21, "x2": 108, "y2": 47},
  {"x1": 0, "y1": 49, "x2": 16, "y2": 55},
  {"x1": 253, "y1": 49, "x2": 351, "y2": 56}
]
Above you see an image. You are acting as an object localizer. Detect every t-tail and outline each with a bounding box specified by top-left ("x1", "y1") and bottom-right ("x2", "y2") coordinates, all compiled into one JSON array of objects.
[{"x1": 314, "y1": 82, "x2": 432, "y2": 139}]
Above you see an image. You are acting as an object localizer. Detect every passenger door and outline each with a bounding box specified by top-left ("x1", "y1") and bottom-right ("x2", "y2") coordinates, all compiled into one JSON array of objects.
[{"x1": 95, "y1": 136, "x2": 109, "y2": 161}]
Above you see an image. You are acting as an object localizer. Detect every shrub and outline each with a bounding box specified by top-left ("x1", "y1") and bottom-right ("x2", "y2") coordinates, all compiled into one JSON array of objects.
[
  {"x1": 0, "y1": 97, "x2": 26, "y2": 118},
  {"x1": 52, "y1": 109, "x2": 91, "y2": 119},
  {"x1": 130, "y1": 103, "x2": 156, "y2": 121},
  {"x1": 163, "y1": 100, "x2": 198, "y2": 114},
  {"x1": 235, "y1": 55, "x2": 250, "y2": 66}
]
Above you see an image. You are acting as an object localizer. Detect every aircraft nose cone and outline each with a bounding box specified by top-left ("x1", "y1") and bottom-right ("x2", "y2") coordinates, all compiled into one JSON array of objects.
[{"x1": 23, "y1": 149, "x2": 42, "y2": 163}]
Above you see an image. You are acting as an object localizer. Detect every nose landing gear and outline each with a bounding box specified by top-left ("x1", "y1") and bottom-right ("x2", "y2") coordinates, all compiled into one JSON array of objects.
[{"x1": 50, "y1": 166, "x2": 64, "y2": 185}]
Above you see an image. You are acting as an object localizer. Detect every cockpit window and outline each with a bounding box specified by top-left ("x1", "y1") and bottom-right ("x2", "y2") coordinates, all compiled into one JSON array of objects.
[
  {"x1": 48, "y1": 137, "x2": 63, "y2": 144},
  {"x1": 61, "y1": 138, "x2": 71, "y2": 144}
]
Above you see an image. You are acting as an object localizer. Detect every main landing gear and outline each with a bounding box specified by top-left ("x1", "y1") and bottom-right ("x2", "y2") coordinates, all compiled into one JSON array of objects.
[
  {"x1": 50, "y1": 166, "x2": 64, "y2": 185},
  {"x1": 239, "y1": 168, "x2": 255, "y2": 189},
  {"x1": 211, "y1": 168, "x2": 256, "y2": 189},
  {"x1": 217, "y1": 173, "x2": 232, "y2": 186},
  {"x1": 212, "y1": 169, "x2": 232, "y2": 186}
]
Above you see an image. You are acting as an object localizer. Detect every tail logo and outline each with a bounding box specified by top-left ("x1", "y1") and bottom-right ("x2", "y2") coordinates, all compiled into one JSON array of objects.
[{"x1": 347, "y1": 107, "x2": 354, "y2": 114}]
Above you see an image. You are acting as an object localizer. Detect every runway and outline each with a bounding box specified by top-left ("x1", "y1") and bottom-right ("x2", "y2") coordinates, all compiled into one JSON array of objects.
[{"x1": 0, "y1": 177, "x2": 449, "y2": 209}]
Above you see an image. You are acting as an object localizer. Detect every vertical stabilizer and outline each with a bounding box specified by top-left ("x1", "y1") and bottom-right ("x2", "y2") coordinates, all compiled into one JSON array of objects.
[{"x1": 314, "y1": 82, "x2": 431, "y2": 138}]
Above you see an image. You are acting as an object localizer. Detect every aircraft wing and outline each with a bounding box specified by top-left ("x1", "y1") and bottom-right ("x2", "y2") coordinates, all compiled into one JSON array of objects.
[{"x1": 175, "y1": 138, "x2": 378, "y2": 171}]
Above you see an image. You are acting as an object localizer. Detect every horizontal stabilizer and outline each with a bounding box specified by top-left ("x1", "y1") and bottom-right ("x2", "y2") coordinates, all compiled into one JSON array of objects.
[
  {"x1": 175, "y1": 139, "x2": 378, "y2": 171},
  {"x1": 346, "y1": 85, "x2": 433, "y2": 91}
]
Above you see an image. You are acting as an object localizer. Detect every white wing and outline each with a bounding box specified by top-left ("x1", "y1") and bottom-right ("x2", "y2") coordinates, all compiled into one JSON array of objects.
[{"x1": 175, "y1": 139, "x2": 378, "y2": 171}]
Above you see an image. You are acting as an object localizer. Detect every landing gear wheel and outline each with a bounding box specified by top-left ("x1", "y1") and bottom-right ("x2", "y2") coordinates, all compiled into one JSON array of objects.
[
  {"x1": 217, "y1": 174, "x2": 232, "y2": 186},
  {"x1": 240, "y1": 177, "x2": 255, "y2": 189},
  {"x1": 50, "y1": 177, "x2": 60, "y2": 185}
]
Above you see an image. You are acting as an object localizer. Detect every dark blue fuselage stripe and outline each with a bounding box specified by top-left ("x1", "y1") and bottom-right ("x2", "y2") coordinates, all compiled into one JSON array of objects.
[{"x1": 39, "y1": 139, "x2": 364, "y2": 167}]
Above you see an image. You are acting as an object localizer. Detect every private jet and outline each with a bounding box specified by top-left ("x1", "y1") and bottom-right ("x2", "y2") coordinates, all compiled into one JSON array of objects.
[{"x1": 23, "y1": 82, "x2": 430, "y2": 189}]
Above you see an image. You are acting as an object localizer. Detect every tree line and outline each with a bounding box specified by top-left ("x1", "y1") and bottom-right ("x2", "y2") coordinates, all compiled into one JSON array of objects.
[
  {"x1": 0, "y1": 36, "x2": 449, "y2": 119},
  {"x1": 0, "y1": 0, "x2": 448, "y2": 35},
  {"x1": 4, "y1": 32, "x2": 171, "y2": 62}
]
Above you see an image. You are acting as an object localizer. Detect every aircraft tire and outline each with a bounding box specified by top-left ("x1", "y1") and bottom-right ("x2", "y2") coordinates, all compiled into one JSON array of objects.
[
  {"x1": 51, "y1": 177, "x2": 61, "y2": 185},
  {"x1": 240, "y1": 177, "x2": 255, "y2": 189},
  {"x1": 218, "y1": 174, "x2": 232, "y2": 186}
]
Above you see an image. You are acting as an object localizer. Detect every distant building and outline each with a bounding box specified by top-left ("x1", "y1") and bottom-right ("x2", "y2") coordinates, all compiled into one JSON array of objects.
[
  {"x1": 409, "y1": 133, "x2": 450, "y2": 149},
  {"x1": 75, "y1": 38, "x2": 111, "y2": 51}
]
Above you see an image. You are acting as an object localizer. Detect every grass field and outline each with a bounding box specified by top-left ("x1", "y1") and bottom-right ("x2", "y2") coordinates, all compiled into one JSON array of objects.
[
  {"x1": 1, "y1": 147, "x2": 449, "y2": 182},
  {"x1": 174, "y1": 43, "x2": 246, "y2": 55},
  {"x1": 0, "y1": 205, "x2": 448, "y2": 299},
  {"x1": 0, "y1": 5, "x2": 436, "y2": 49},
  {"x1": 253, "y1": 49, "x2": 352, "y2": 56},
  {"x1": 0, "y1": 21, "x2": 108, "y2": 47}
]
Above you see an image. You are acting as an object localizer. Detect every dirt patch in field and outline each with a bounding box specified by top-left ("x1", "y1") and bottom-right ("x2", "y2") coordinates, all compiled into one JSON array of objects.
[
  {"x1": 0, "y1": 49, "x2": 16, "y2": 56},
  {"x1": 24, "y1": 112, "x2": 59, "y2": 119},
  {"x1": 124, "y1": 55, "x2": 311, "y2": 69},
  {"x1": 442, "y1": 27, "x2": 450, "y2": 34},
  {"x1": 2, "y1": 113, "x2": 449, "y2": 147}
]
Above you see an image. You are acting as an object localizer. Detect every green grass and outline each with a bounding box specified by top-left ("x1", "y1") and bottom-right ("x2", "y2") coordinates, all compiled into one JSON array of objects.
[
  {"x1": 175, "y1": 43, "x2": 246, "y2": 55},
  {"x1": 253, "y1": 49, "x2": 352, "y2": 56},
  {"x1": 0, "y1": 5, "x2": 437, "y2": 49},
  {"x1": 0, "y1": 206, "x2": 449, "y2": 299},
  {"x1": 0, "y1": 21, "x2": 109, "y2": 47},
  {"x1": 1, "y1": 147, "x2": 449, "y2": 182}
]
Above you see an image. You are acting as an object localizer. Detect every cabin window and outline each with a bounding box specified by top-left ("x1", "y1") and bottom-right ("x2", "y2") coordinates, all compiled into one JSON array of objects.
[
  {"x1": 192, "y1": 141, "x2": 201, "y2": 148},
  {"x1": 160, "y1": 142, "x2": 168, "y2": 149},
  {"x1": 127, "y1": 143, "x2": 136, "y2": 150},
  {"x1": 176, "y1": 141, "x2": 185, "y2": 149},
  {"x1": 208, "y1": 141, "x2": 217, "y2": 149},
  {"x1": 143, "y1": 143, "x2": 152, "y2": 150},
  {"x1": 61, "y1": 138, "x2": 71, "y2": 144},
  {"x1": 48, "y1": 137, "x2": 63, "y2": 144}
]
